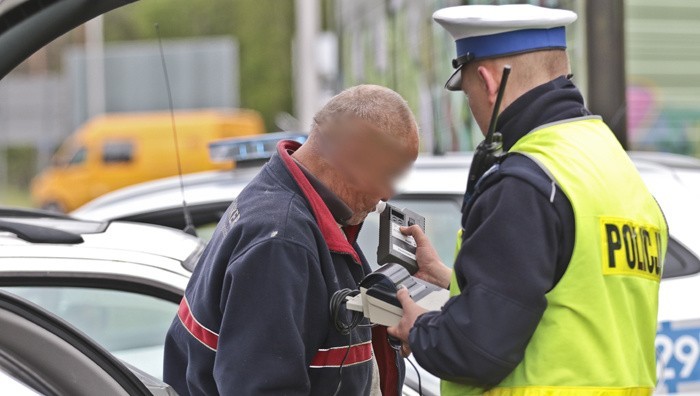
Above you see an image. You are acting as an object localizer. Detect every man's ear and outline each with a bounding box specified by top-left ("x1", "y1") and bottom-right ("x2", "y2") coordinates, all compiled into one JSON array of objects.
[{"x1": 476, "y1": 65, "x2": 500, "y2": 106}]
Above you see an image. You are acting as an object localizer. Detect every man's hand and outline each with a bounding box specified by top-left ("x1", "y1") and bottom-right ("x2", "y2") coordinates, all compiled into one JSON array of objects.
[
  {"x1": 401, "y1": 225, "x2": 453, "y2": 289},
  {"x1": 387, "y1": 287, "x2": 428, "y2": 357}
]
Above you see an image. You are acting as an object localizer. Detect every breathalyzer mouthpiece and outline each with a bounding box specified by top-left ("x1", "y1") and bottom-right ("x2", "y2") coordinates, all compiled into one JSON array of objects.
[{"x1": 374, "y1": 201, "x2": 387, "y2": 214}]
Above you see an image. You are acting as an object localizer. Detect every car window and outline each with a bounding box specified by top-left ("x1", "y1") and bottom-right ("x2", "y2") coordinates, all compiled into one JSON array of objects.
[
  {"x1": 102, "y1": 141, "x2": 134, "y2": 164},
  {"x1": 357, "y1": 196, "x2": 462, "y2": 269},
  {"x1": 1, "y1": 286, "x2": 177, "y2": 380},
  {"x1": 68, "y1": 147, "x2": 87, "y2": 167}
]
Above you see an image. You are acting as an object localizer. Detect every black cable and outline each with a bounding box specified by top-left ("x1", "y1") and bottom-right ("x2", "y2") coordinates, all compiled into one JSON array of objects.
[
  {"x1": 331, "y1": 323, "x2": 375, "y2": 396},
  {"x1": 329, "y1": 288, "x2": 365, "y2": 395},
  {"x1": 406, "y1": 357, "x2": 423, "y2": 396},
  {"x1": 332, "y1": 331, "x2": 353, "y2": 396},
  {"x1": 389, "y1": 337, "x2": 423, "y2": 396},
  {"x1": 330, "y1": 288, "x2": 363, "y2": 335}
]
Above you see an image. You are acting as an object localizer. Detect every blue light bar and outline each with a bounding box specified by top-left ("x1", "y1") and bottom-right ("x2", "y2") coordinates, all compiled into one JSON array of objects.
[{"x1": 209, "y1": 132, "x2": 308, "y2": 164}]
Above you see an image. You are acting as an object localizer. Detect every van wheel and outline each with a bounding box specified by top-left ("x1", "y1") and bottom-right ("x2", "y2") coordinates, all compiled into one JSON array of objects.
[{"x1": 42, "y1": 202, "x2": 65, "y2": 213}]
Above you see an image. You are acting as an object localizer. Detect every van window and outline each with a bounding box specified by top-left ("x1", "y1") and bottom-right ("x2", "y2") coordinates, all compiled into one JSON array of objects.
[
  {"x1": 68, "y1": 147, "x2": 87, "y2": 167},
  {"x1": 102, "y1": 141, "x2": 134, "y2": 164}
]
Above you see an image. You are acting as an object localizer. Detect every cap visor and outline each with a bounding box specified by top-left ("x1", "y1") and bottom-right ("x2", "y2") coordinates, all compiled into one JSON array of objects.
[{"x1": 444, "y1": 66, "x2": 463, "y2": 91}]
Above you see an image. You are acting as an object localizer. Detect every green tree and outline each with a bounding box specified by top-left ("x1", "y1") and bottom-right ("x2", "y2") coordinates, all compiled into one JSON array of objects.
[{"x1": 104, "y1": 0, "x2": 294, "y2": 131}]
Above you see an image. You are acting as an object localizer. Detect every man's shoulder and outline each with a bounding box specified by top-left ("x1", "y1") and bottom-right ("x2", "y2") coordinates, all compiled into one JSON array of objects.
[
  {"x1": 222, "y1": 167, "x2": 319, "y2": 245},
  {"x1": 187, "y1": 171, "x2": 322, "y2": 289},
  {"x1": 238, "y1": 175, "x2": 314, "y2": 222}
]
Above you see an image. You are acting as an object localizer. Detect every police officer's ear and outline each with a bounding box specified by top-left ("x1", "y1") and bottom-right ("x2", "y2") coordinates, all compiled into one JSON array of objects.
[{"x1": 476, "y1": 65, "x2": 501, "y2": 106}]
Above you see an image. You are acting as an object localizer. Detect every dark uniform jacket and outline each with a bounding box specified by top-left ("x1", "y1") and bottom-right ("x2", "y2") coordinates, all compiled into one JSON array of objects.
[
  {"x1": 409, "y1": 76, "x2": 589, "y2": 386},
  {"x1": 164, "y1": 140, "x2": 403, "y2": 395}
]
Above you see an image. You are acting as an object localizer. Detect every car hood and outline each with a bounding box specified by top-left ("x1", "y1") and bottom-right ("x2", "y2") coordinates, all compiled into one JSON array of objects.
[{"x1": 0, "y1": 0, "x2": 136, "y2": 79}]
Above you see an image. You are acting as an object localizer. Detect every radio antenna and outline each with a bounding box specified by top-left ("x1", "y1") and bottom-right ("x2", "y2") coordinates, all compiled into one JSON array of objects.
[
  {"x1": 155, "y1": 23, "x2": 197, "y2": 237},
  {"x1": 485, "y1": 65, "x2": 511, "y2": 144},
  {"x1": 464, "y1": 65, "x2": 512, "y2": 203}
]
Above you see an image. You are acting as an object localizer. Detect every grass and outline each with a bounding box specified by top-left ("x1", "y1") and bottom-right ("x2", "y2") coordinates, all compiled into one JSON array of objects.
[{"x1": 0, "y1": 185, "x2": 33, "y2": 208}]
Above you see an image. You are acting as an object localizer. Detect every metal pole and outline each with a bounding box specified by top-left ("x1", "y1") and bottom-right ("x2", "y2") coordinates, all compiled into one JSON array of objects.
[
  {"x1": 295, "y1": 0, "x2": 321, "y2": 132},
  {"x1": 85, "y1": 15, "x2": 106, "y2": 118},
  {"x1": 334, "y1": 0, "x2": 344, "y2": 93},
  {"x1": 585, "y1": 0, "x2": 627, "y2": 148}
]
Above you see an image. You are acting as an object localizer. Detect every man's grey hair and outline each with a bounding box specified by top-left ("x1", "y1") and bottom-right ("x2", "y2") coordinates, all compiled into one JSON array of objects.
[{"x1": 310, "y1": 85, "x2": 419, "y2": 141}]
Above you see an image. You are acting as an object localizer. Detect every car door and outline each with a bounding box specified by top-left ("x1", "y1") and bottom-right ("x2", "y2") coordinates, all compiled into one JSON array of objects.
[
  {"x1": 0, "y1": 260, "x2": 186, "y2": 381},
  {"x1": 0, "y1": 290, "x2": 157, "y2": 396},
  {"x1": 0, "y1": 0, "x2": 137, "y2": 79},
  {"x1": 655, "y1": 238, "x2": 700, "y2": 395}
]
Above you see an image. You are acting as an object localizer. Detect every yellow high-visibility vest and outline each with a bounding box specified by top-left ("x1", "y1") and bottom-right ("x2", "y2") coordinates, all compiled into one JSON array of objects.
[{"x1": 443, "y1": 117, "x2": 668, "y2": 396}]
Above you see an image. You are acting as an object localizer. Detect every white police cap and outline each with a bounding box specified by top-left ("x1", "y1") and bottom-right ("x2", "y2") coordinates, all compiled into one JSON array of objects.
[{"x1": 433, "y1": 4, "x2": 577, "y2": 91}]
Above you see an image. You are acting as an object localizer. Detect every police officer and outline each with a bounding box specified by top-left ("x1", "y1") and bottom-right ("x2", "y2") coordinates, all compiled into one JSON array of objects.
[{"x1": 388, "y1": 4, "x2": 669, "y2": 395}]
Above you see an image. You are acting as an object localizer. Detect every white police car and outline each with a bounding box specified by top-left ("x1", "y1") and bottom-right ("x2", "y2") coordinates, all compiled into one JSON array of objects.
[{"x1": 73, "y1": 135, "x2": 700, "y2": 395}]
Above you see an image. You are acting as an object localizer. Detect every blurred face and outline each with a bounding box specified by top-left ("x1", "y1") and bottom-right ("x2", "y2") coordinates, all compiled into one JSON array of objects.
[{"x1": 319, "y1": 118, "x2": 418, "y2": 225}]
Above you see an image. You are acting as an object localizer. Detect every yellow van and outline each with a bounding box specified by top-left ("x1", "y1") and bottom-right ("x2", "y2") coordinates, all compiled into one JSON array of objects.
[{"x1": 31, "y1": 109, "x2": 264, "y2": 212}]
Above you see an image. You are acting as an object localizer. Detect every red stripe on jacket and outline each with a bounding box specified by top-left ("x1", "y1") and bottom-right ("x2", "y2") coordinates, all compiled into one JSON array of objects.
[
  {"x1": 310, "y1": 341, "x2": 373, "y2": 368},
  {"x1": 178, "y1": 297, "x2": 219, "y2": 351}
]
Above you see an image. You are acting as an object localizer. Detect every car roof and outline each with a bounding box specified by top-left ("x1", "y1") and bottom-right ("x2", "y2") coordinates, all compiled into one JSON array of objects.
[
  {"x1": 72, "y1": 165, "x2": 261, "y2": 222},
  {"x1": 0, "y1": 208, "x2": 202, "y2": 276},
  {"x1": 72, "y1": 154, "x2": 473, "y2": 221}
]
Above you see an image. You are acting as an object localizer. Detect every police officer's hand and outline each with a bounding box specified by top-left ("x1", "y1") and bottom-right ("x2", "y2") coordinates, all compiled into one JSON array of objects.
[
  {"x1": 387, "y1": 286, "x2": 427, "y2": 356},
  {"x1": 400, "y1": 225, "x2": 452, "y2": 289}
]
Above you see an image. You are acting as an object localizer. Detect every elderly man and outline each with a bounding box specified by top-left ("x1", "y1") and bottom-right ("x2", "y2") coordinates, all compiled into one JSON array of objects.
[
  {"x1": 164, "y1": 85, "x2": 419, "y2": 395},
  {"x1": 388, "y1": 4, "x2": 668, "y2": 396}
]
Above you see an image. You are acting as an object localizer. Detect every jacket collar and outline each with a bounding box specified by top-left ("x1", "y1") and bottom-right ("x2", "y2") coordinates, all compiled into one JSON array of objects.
[
  {"x1": 275, "y1": 140, "x2": 362, "y2": 265},
  {"x1": 497, "y1": 75, "x2": 591, "y2": 151}
]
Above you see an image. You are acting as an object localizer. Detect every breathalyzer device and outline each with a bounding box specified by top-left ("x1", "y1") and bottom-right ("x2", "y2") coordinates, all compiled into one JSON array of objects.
[
  {"x1": 376, "y1": 202, "x2": 425, "y2": 275},
  {"x1": 335, "y1": 202, "x2": 448, "y2": 328}
]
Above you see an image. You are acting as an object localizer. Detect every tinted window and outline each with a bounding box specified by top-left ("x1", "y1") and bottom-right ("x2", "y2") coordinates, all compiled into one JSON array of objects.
[
  {"x1": 357, "y1": 196, "x2": 462, "y2": 269},
  {"x1": 102, "y1": 141, "x2": 134, "y2": 164},
  {"x1": 1, "y1": 287, "x2": 176, "y2": 379}
]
